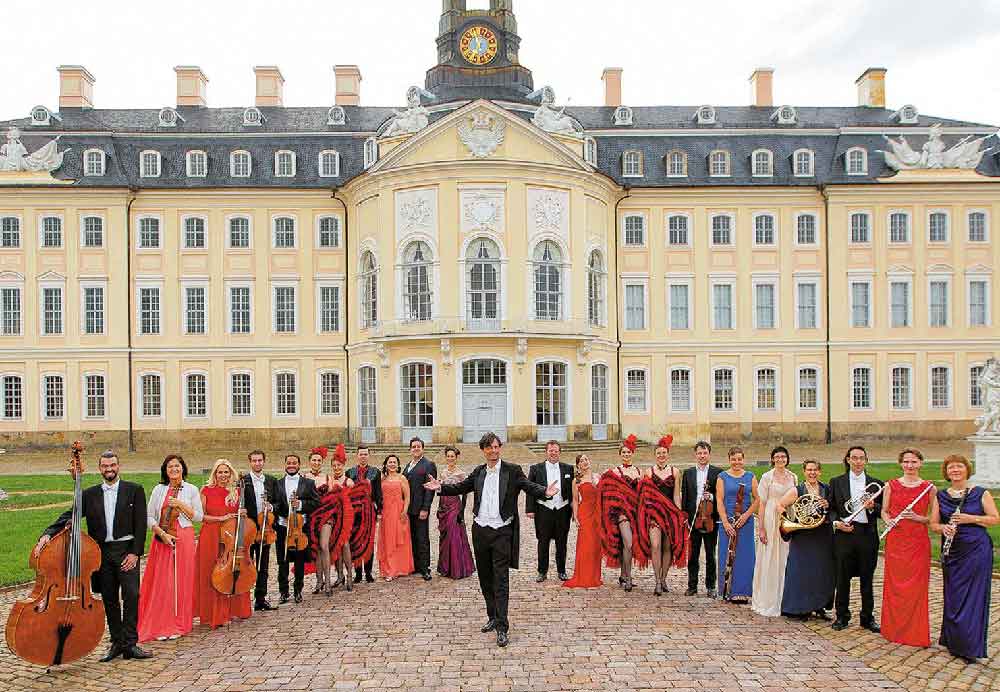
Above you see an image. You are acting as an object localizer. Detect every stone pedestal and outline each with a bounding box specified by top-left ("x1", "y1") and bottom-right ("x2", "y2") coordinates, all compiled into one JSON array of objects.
[{"x1": 968, "y1": 434, "x2": 1000, "y2": 488}]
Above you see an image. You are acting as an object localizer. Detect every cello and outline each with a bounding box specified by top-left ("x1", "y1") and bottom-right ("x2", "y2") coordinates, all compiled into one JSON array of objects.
[
  {"x1": 5, "y1": 441, "x2": 106, "y2": 667},
  {"x1": 211, "y1": 474, "x2": 258, "y2": 596}
]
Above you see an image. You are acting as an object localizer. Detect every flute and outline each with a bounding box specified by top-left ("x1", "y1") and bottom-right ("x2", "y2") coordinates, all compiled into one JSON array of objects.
[
  {"x1": 940, "y1": 488, "x2": 969, "y2": 561},
  {"x1": 879, "y1": 482, "x2": 934, "y2": 540}
]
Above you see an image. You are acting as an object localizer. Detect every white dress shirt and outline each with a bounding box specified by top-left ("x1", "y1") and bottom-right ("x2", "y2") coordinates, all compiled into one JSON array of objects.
[
  {"x1": 147, "y1": 482, "x2": 204, "y2": 529},
  {"x1": 848, "y1": 471, "x2": 868, "y2": 524},
  {"x1": 474, "y1": 464, "x2": 511, "y2": 529},
  {"x1": 249, "y1": 471, "x2": 266, "y2": 512},
  {"x1": 278, "y1": 473, "x2": 301, "y2": 527},
  {"x1": 540, "y1": 461, "x2": 568, "y2": 510},
  {"x1": 102, "y1": 480, "x2": 133, "y2": 544},
  {"x1": 696, "y1": 464, "x2": 709, "y2": 497}
]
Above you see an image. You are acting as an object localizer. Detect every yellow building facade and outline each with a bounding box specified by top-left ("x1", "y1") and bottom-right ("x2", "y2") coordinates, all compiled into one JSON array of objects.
[{"x1": 1, "y1": 2, "x2": 997, "y2": 448}]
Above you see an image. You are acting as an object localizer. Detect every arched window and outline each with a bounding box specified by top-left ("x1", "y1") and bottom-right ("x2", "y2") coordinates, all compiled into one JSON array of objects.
[
  {"x1": 274, "y1": 150, "x2": 296, "y2": 177},
  {"x1": 666, "y1": 150, "x2": 687, "y2": 177},
  {"x1": 533, "y1": 241, "x2": 563, "y2": 321},
  {"x1": 466, "y1": 238, "x2": 500, "y2": 331},
  {"x1": 186, "y1": 150, "x2": 207, "y2": 177},
  {"x1": 230, "y1": 150, "x2": 251, "y2": 177},
  {"x1": 140, "y1": 150, "x2": 161, "y2": 178},
  {"x1": 709, "y1": 150, "x2": 730, "y2": 176},
  {"x1": 359, "y1": 251, "x2": 378, "y2": 328},
  {"x1": 794, "y1": 149, "x2": 814, "y2": 177},
  {"x1": 846, "y1": 147, "x2": 868, "y2": 175},
  {"x1": 587, "y1": 250, "x2": 605, "y2": 327},
  {"x1": 318, "y1": 150, "x2": 340, "y2": 178},
  {"x1": 752, "y1": 149, "x2": 773, "y2": 177},
  {"x1": 402, "y1": 241, "x2": 433, "y2": 322}
]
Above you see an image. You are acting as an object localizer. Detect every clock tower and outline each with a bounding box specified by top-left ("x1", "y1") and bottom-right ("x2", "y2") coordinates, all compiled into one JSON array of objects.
[{"x1": 425, "y1": 0, "x2": 535, "y2": 102}]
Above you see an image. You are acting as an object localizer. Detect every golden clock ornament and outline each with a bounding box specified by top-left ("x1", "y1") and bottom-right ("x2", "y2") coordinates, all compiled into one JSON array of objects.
[{"x1": 459, "y1": 25, "x2": 499, "y2": 66}]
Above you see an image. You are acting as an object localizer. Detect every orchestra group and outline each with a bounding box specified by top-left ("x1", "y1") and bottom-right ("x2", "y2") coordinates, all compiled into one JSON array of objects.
[{"x1": 24, "y1": 433, "x2": 997, "y2": 662}]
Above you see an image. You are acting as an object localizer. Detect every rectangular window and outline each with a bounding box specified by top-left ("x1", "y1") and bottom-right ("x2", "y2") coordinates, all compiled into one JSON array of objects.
[
  {"x1": 42, "y1": 287, "x2": 63, "y2": 335},
  {"x1": 0, "y1": 217, "x2": 20, "y2": 248},
  {"x1": 1, "y1": 287, "x2": 21, "y2": 335},
  {"x1": 796, "y1": 282, "x2": 817, "y2": 329},
  {"x1": 320, "y1": 152, "x2": 340, "y2": 178},
  {"x1": 591, "y1": 365, "x2": 608, "y2": 425},
  {"x1": 891, "y1": 366, "x2": 911, "y2": 409},
  {"x1": 670, "y1": 369, "x2": 691, "y2": 412},
  {"x1": 184, "y1": 286, "x2": 207, "y2": 335},
  {"x1": 624, "y1": 284, "x2": 645, "y2": 330},
  {"x1": 320, "y1": 372, "x2": 341, "y2": 415},
  {"x1": 625, "y1": 370, "x2": 646, "y2": 412},
  {"x1": 754, "y1": 283, "x2": 776, "y2": 329},
  {"x1": 850, "y1": 281, "x2": 871, "y2": 327},
  {"x1": 185, "y1": 374, "x2": 207, "y2": 417},
  {"x1": 713, "y1": 369, "x2": 734, "y2": 411},
  {"x1": 319, "y1": 286, "x2": 340, "y2": 333},
  {"x1": 890, "y1": 281, "x2": 910, "y2": 328},
  {"x1": 2, "y1": 375, "x2": 23, "y2": 419},
  {"x1": 230, "y1": 373, "x2": 252, "y2": 416},
  {"x1": 969, "y1": 280, "x2": 988, "y2": 326},
  {"x1": 931, "y1": 366, "x2": 950, "y2": 408},
  {"x1": 229, "y1": 217, "x2": 250, "y2": 248},
  {"x1": 274, "y1": 286, "x2": 296, "y2": 333},
  {"x1": 85, "y1": 374, "x2": 106, "y2": 418},
  {"x1": 138, "y1": 217, "x2": 160, "y2": 249},
  {"x1": 275, "y1": 372, "x2": 297, "y2": 415},
  {"x1": 852, "y1": 367, "x2": 872, "y2": 409},
  {"x1": 968, "y1": 212, "x2": 987, "y2": 242},
  {"x1": 141, "y1": 152, "x2": 160, "y2": 177},
  {"x1": 713, "y1": 284, "x2": 733, "y2": 329},
  {"x1": 929, "y1": 212, "x2": 949, "y2": 242},
  {"x1": 970, "y1": 366, "x2": 985, "y2": 408},
  {"x1": 187, "y1": 152, "x2": 207, "y2": 177},
  {"x1": 139, "y1": 287, "x2": 161, "y2": 335},
  {"x1": 276, "y1": 153, "x2": 295, "y2": 177},
  {"x1": 850, "y1": 213, "x2": 870, "y2": 244},
  {"x1": 669, "y1": 284, "x2": 689, "y2": 329},
  {"x1": 623, "y1": 215, "x2": 645, "y2": 246},
  {"x1": 667, "y1": 215, "x2": 688, "y2": 246},
  {"x1": 229, "y1": 287, "x2": 251, "y2": 334},
  {"x1": 232, "y1": 153, "x2": 250, "y2": 178},
  {"x1": 82, "y1": 216, "x2": 104, "y2": 248},
  {"x1": 929, "y1": 280, "x2": 949, "y2": 327},
  {"x1": 318, "y1": 217, "x2": 340, "y2": 248},
  {"x1": 754, "y1": 215, "x2": 775, "y2": 245},
  {"x1": 756, "y1": 369, "x2": 777, "y2": 410},
  {"x1": 183, "y1": 217, "x2": 206, "y2": 249},
  {"x1": 798, "y1": 368, "x2": 818, "y2": 410},
  {"x1": 41, "y1": 217, "x2": 62, "y2": 248},
  {"x1": 889, "y1": 213, "x2": 909, "y2": 243},
  {"x1": 711, "y1": 215, "x2": 732, "y2": 246},
  {"x1": 44, "y1": 375, "x2": 64, "y2": 419},
  {"x1": 83, "y1": 286, "x2": 105, "y2": 335},
  {"x1": 796, "y1": 214, "x2": 816, "y2": 245},
  {"x1": 140, "y1": 374, "x2": 162, "y2": 417},
  {"x1": 274, "y1": 217, "x2": 296, "y2": 248}
]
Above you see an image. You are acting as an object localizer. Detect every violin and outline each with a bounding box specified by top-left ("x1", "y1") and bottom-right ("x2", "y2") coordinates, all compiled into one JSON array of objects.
[
  {"x1": 5, "y1": 441, "x2": 106, "y2": 666},
  {"x1": 211, "y1": 474, "x2": 258, "y2": 596},
  {"x1": 286, "y1": 491, "x2": 308, "y2": 552},
  {"x1": 256, "y1": 488, "x2": 277, "y2": 547},
  {"x1": 156, "y1": 478, "x2": 183, "y2": 543},
  {"x1": 693, "y1": 483, "x2": 715, "y2": 533}
]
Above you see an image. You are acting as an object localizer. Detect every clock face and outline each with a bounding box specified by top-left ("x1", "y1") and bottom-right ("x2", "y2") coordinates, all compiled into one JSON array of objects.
[{"x1": 459, "y1": 25, "x2": 499, "y2": 66}]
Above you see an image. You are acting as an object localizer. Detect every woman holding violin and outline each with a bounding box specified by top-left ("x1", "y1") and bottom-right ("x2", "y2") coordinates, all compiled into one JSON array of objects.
[
  {"x1": 138, "y1": 454, "x2": 204, "y2": 643},
  {"x1": 194, "y1": 459, "x2": 252, "y2": 628}
]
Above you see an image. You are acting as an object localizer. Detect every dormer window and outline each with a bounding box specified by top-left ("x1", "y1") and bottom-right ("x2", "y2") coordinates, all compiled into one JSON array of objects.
[
  {"x1": 709, "y1": 150, "x2": 730, "y2": 177},
  {"x1": 846, "y1": 147, "x2": 868, "y2": 175},
  {"x1": 83, "y1": 149, "x2": 106, "y2": 177},
  {"x1": 613, "y1": 106, "x2": 633, "y2": 126},
  {"x1": 230, "y1": 151, "x2": 251, "y2": 178},
  {"x1": 274, "y1": 150, "x2": 296, "y2": 177},
  {"x1": 364, "y1": 137, "x2": 378, "y2": 169},
  {"x1": 186, "y1": 150, "x2": 207, "y2": 177},
  {"x1": 327, "y1": 105, "x2": 347, "y2": 126},
  {"x1": 243, "y1": 107, "x2": 264, "y2": 127},
  {"x1": 30, "y1": 106, "x2": 56, "y2": 126},
  {"x1": 893, "y1": 105, "x2": 919, "y2": 124},
  {"x1": 666, "y1": 150, "x2": 687, "y2": 177},
  {"x1": 318, "y1": 150, "x2": 340, "y2": 178},
  {"x1": 158, "y1": 107, "x2": 184, "y2": 128},
  {"x1": 140, "y1": 150, "x2": 161, "y2": 178},
  {"x1": 695, "y1": 105, "x2": 716, "y2": 125},
  {"x1": 793, "y1": 149, "x2": 814, "y2": 177},
  {"x1": 771, "y1": 105, "x2": 796, "y2": 125},
  {"x1": 622, "y1": 150, "x2": 643, "y2": 177},
  {"x1": 584, "y1": 137, "x2": 597, "y2": 166},
  {"x1": 752, "y1": 149, "x2": 774, "y2": 177}
]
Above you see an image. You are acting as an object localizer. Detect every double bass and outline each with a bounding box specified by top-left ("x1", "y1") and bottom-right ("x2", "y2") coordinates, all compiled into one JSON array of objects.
[
  {"x1": 211, "y1": 475, "x2": 258, "y2": 596},
  {"x1": 5, "y1": 441, "x2": 106, "y2": 667}
]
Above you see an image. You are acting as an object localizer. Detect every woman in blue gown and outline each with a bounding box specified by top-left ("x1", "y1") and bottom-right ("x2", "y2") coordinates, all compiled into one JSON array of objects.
[
  {"x1": 931, "y1": 454, "x2": 998, "y2": 662},
  {"x1": 716, "y1": 446, "x2": 758, "y2": 602},
  {"x1": 778, "y1": 459, "x2": 835, "y2": 619}
]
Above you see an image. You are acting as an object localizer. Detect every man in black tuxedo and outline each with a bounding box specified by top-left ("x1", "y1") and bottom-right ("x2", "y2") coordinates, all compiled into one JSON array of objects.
[
  {"x1": 346, "y1": 444, "x2": 382, "y2": 583},
  {"x1": 275, "y1": 453, "x2": 319, "y2": 604},
  {"x1": 241, "y1": 450, "x2": 288, "y2": 611},
  {"x1": 525, "y1": 440, "x2": 574, "y2": 581},
  {"x1": 403, "y1": 437, "x2": 437, "y2": 580},
  {"x1": 828, "y1": 445, "x2": 883, "y2": 633},
  {"x1": 34, "y1": 450, "x2": 151, "y2": 662},
  {"x1": 425, "y1": 432, "x2": 557, "y2": 647},
  {"x1": 681, "y1": 440, "x2": 723, "y2": 597}
]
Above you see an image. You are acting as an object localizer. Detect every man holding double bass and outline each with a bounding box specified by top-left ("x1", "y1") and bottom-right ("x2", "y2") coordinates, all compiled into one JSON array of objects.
[{"x1": 32, "y1": 450, "x2": 152, "y2": 662}]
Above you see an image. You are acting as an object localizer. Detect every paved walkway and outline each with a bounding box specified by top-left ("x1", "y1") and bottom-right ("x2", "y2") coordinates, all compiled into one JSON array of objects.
[{"x1": 2, "y1": 505, "x2": 995, "y2": 691}]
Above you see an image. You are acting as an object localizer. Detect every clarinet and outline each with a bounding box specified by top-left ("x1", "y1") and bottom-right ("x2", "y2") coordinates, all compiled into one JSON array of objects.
[
  {"x1": 722, "y1": 483, "x2": 746, "y2": 601},
  {"x1": 940, "y1": 488, "x2": 969, "y2": 562}
]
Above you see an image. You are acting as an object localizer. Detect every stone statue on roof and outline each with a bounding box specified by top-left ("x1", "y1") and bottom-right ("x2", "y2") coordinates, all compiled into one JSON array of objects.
[
  {"x1": 0, "y1": 127, "x2": 67, "y2": 172},
  {"x1": 382, "y1": 86, "x2": 432, "y2": 138},
  {"x1": 881, "y1": 123, "x2": 991, "y2": 171},
  {"x1": 531, "y1": 86, "x2": 581, "y2": 138}
]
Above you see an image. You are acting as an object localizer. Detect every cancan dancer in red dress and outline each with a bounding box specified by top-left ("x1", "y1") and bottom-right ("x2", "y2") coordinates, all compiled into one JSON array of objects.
[
  {"x1": 302, "y1": 447, "x2": 327, "y2": 585},
  {"x1": 637, "y1": 436, "x2": 688, "y2": 595},
  {"x1": 599, "y1": 435, "x2": 644, "y2": 591},
  {"x1": 308, "y1": 444, "x2": 355, "y2": 595}
]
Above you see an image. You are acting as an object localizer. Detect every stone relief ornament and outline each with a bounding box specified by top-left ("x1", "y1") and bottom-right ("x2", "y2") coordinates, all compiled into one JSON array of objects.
[
  {"x1": 515, "y1": 338, "x2": 528, "y2": 367},
  {"x1": 440, "y1": 339, "x2": 453, "y2": 368},
  {"x1": 576, "y1": 341, "x2": 593, "y2": 366},
  {"x1": 534, "y1": 192, "x2": 564, "y2": 231},
  {"x1": 881, "y1": 124, "x2": 992, "y2": 171},
  {"x1": 458, "y1": 110, "x2": 506, "y2": 158},
  {"x1": 530, "y1": 86, "x2": 582, "y2": 138},
  {"x1": 0, "y1": 127, "x2": 67, "y2": 172},
  {"x1": 382, "y1": 86, "x2": 433, "y2": 138},
  {"x1": 974, "y1": 358, "x2": 1000, "y2": 435},
  {"x1": 463, "y1": 193, "x2": 500, "y2": 230},
  {"x1": 399, "y1": 196, "x2": 433, "y2": 232},
  {"x1": 376, "y1": 344, "x2": 389, "y2": 369}
]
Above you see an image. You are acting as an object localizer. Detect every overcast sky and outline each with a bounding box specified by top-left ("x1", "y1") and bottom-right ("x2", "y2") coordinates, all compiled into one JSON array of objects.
[{"x1": 3, "y1": 0, "x2": 998, "y2": 126}]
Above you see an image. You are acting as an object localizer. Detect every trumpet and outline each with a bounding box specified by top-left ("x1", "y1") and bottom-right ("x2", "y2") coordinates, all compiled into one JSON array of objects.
[
  {"x1": 780, "y1": 494, "x2": 827, "y2": 535},
  {"x1": 842, "y1": 482, "x2": 883, "y2": 524}
]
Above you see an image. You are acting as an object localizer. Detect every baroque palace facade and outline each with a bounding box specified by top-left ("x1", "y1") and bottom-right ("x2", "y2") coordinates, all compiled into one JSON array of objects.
[{"x1": 1, "y1": 0, "x2": 998, "y2": 448}]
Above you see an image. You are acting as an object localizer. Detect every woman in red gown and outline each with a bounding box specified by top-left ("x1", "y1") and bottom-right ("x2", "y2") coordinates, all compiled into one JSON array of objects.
[
  {"x1": 599, "y1": 435, "x2": 644, "y2": 591},
  {"x1": 377, "y1": 454, "x2": 414, "y2": 581},
  {"x1": 309, "y1": 444, "x2": 355, "y2": 594},
  {"x1": 881, "y1": 447, "x2": 936, "y2": 647},
  {"x1": 637, "y1": 436, "x2": 688, "y2": 595},
  {"x1": 194, "y1": 459, "x2": 252, "y2": 628},
  {"x1": 563, "y1": 454, "x2": 602, "y2": 588}
]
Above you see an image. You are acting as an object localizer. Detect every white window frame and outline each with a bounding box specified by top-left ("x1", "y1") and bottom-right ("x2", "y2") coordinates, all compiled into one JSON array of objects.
[
  {"x1": 315, "y1": 280, "x2": 343, "y2": 334},
  {"x1": 271, "y1": 281, "x2": 299, "y2": 335},
  {"x1": 849, "y1": 210, "x2": 872, "y2": 245},
  {"x1": 966, "y1": 272, "x2": 992, "y2": 327},
  {"x1": 135, "y1": 214, "x2": 162, "y2": 251},
  {"x1": 665, "y1": 212, "x2": 692, "y2": 248},
  {"x1": 274, "y1": 150, "x2": 296, "y2": 177},
  {"x1": 712, "y1": 366, "x2": 737, "y2": 412},
  {"x1": 0, "y1": 277, "x2": 24, "y2": 337},
  {"x1": 623, "y1": 366, "x2": 649, "y2": 414},
  {"x1": 887, "y1": 210, "x2": 911, "y2": 245},
  {"x1": 848, "y1": 274, "x2": 873, "y2": 328},
  {"x1": 927, "y1": 273, "x2": 952, "y2": 328},
  {"x1": 363, "y1": 137, "x2": 378, "y2": 169},
  {"x1": 586, "y1": 248, "x2": 607, "y2": 328},
  {"x1": 38, "y1": 278, "x2": 65, "y2": 336},
  {"x1": 584, "y1": 137, "x2": 597, "y2": 166},
  {"x1": 751, "y1": 149, "x2": 774, "y2": 177},
  {"x1": 139, "y1": 150, "x2": 161, "y2": 178},
  {"x1": 751, "y1": 275, "x2": 779, "y2": 330},
  {"x1": 315, "y1": 215, "x2": 341, "y2": 249},
  {"x1": 850, "y1": 364, "x2": 874, "y2": 411},
  {"x1": 793, "y1": 149, "x2": 814, "y2": 177},
  {"x1": 0, "y1": 214, "x2": 22, "y2": 249},
  {"x1": 79, "y1": 213, "x2": 105, "y2": 249},
  {"x1": 969, "y1": 363, "x2": 986, "y2": 409},
  {"x1": 793, "y1": 274, "x2": 821, "y2": 329},
  {"x1": 529, "y1": 239, "x2": 568, "y2": 322},
  {"x1": 928, "y1": 364, "x2": 952, "y2": 410},
  {"x1": 796, "y1": 365, "x2": 822, "y2": 412},
  {"x1": 182, "y1": 369, "x2": 210, "y2": 420},
  {"x1": 181, "y1": 214, "x2": 208, "y2": 250},
  {"x1": 966, "y1": 209, "x2": 990, "y2": 243},
  {"x1": 846, "y1": 147, "x2": 868, "y2": 175},
  {"x1": 40, "y1": 372, "x2": 66, "y2": 421},
  {"x1": 927, "y1": 209, "x2": 950, "y2": 244},
  {"x1": 666, "y1": 150, "x2": 687, "y2": 178},
  {"x1": 359, "y1": 249, "x2": 379, "y2": 329},
  {"x1": 135, "y1": 279, "x2": 163, "y2": 336},
  {"x1": 709, "y1": 150, "x2": 730, "y2": 177},
  {"x1": 752, "y1": 212, "x2": 777, "y2": 247},
  {"x1": 79, "y1": 279, "x2": 107, "y2": 336},
  {"x1": 225, "y1": 214, "x2": 253, "y2": 250},
  {"x1": 81, "y1": 371, "x2": 108, "y2": 420},
  {"x1": 621, "y1": 277, "x2": 648, "y2": 331},
  {"x1": 887, "y1": 274, "x2": 913, "y2": 329},
  {"x1": 272, "y1": 369, "x2": 299, "y2": 417},
  {"x1": 230, "y1": 150, "x2": 252, "y2": 178},
  {"x1": 710, "y1": 275, "x2": 737, "y2": 330},
  {"x1": 186, "y1": 150, "x2": 208, "y2": 178},
  {"x1": 668, "y1": 366, "x2": 693, "y2": 413},
  {"x1": 83, "y1": 148, "x2": 106, "y2": 177},
  {"x1": 794, "y1": 212, "x2": 818, "y2": 247},
  {"x1": 38, "y1": 213, "x2": 64, "y2": 249},
  {"x1": 754, "y1": 365, "x2": 780, "y2": 412},
  {"x1": 318, "y1": 150, "x2": 341, "y2": 178},
  {"x1": 889, "y1": 363, "x2": 914, "y2": 411},
  {"x1": 317, "y1": 369, "x2": 343, "y2": 418},
  {"x1": 622, "y1": 213, "x2": 646, "y2": 247},
  {"x1": 226, "y1": 281, "x2": 254, "y2": 335},
  {"x1": 1, "y1": 372, "x2": 24, "y2": 421},
  {"x1": 622, "y1": 150, "x2": 643, "y2": 178},
  {"x1": 709, "y1": 212, "x2": 735, "y2": 247},
  {"x1": 271, "y1": 215, "x2": 297, "y2": 249},
  {"x1": 137, "y1": 370, "x2": 165, "y2": 419},
  {"x1": 227, "y1": 369, "x2": 255, "y2": 418},
  {"x1": 181, "y1": 279, "x2": 210, "y2": 336},
  {"x1": 666, "y1": 275, "x2": 693, "y2": 331}
]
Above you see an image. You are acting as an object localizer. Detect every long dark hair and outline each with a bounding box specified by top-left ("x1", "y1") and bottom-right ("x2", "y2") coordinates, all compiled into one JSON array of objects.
[
  {"x1": 160, "y1": 454, "x2": 188, "y2": 484},
  {"x1": 382, "y1": 454, "x2": 401, "y2": 478}
]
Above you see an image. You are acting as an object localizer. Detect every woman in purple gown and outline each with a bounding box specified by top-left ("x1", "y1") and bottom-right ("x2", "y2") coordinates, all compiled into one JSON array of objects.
[
  {"x1": 436, "y1": 446, "x2": 475, "y2": 579},
  {"x1": 931, "y1": 454, "x2": 998, "y2": 663}
]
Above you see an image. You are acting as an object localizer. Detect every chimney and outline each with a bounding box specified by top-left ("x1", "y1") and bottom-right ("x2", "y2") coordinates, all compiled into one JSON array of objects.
[
  {"x1": 57, "y1": 65, "x2": 96, "y2": 109},
  {"x1": 333, "y1": 65, "x2": 362, "y2": 106},
  {"x1": 856, "y1": 67, "x2": 886, "y2": 108},
  {"x1": 174, "y1": 66, "x2": 209, "y2": 107},
  {"x1": 602, "y1": 67, "x2": 623, "y2": 108},
  {"x1": 749, "y1": 67, "x2": 774, "y2": 108},
  {"x1": 254, "y1": 66, "x2": 284, "y2": 107}
]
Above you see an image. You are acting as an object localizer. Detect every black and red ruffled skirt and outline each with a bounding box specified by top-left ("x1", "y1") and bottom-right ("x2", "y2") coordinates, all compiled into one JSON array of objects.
[
  {"x1": 308, "y1": 483, "x2": 354, "y2": 561},
  {"x1": 347, "y1": 480, "x2": 376, "y2": 567},
  {"x1": 598, "y1": 470, "x2": 640, "y2": 568},
  {"x1": 636, "y1": 474, "x2": 689, "y2": 568}
]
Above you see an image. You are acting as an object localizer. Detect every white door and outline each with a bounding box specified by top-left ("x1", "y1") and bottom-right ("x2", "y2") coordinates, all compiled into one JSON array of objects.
[
  {"x1": 358, "y1": 366, "x2": 377, "y2": 443},
  {"x1": 536, "y1": 361, "x2": 567, "y2": 441},
  {"x1": 400, "y1": 362, "x2": 434, "y2": 443},
  {"x1": 591, "y1": 364, "x2": 608, "y2": 440},
  {"x1": 462, "y1": 359, "x2": 507, "y2": 443}
]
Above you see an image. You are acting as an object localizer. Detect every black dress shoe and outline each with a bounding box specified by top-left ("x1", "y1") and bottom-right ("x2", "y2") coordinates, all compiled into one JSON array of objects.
[
  {"x1": 535, "y1": 573, "x2": 547, "y2": 583},
  {"x1": 813, "y1": 610, "x2": 831, "y2": 621},
  {"x1": 365, "y1": 572, "x2": 375, "y2": 583},
  {"x1": 684, "y1": 588, "x2": 697, "y2": 596},
  {"x1": 123, "y1": 645, "x2": 153, "y2": 660},
  {"x1": 422, "y1": 570, "x2": 432, "y2": 581},
  {"x1": 480, "y1": 619, "x2": 497, "y2": 633},
  {"x1": 496, "y1": 630, "x2": 510, "y2": 647},
  {"x1": 706, "y1": 588, "x2": 718, "y2": 599},
  {"x1": 332, "y1": 575, "x2": 344, "y2": 588},
  {"x1": 860, "y1": 620, "x2": 881, "y2": 634},
  {"x1": 293, "y1": 592, "x2": 303, "y2": 604},
  {"x1": 831, "y1": 619, "x2": 849, "y2": 631},
  {"x1": 255, "y1": 600, "x2": 278, "y2": 612},
  {"x1": 279, "y1": 593, "x2": 290, "y2": 604},
  {"x1": 353, "y1": 572, "x2": 363, "y2": 584},
  {"x1": 99, "y1": 644, "x2": 125, "y2": 662},
  {"x1": 558, "y1": 572, "x2": 568, "y2": 581}
]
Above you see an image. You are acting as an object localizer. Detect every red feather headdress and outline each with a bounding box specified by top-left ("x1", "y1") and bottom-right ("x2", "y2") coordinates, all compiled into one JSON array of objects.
[
  {"x1": 333, "y1": 443, "x2": 347, "y2": 463},
  {"x1": 622, "y1": 434, "x2": 638, "y2": 453},
  {"x1": 656, "y1": 434, "x2": 674, "y2": 451},
  {"x1": 310, "y1": 446, "x2": 328, "y2": 460}
]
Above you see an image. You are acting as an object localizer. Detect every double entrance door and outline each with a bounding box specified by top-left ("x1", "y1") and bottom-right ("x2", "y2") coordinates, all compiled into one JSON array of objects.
[{"x1": 462, "y1": 359, "x2": 507, "y2": 443}]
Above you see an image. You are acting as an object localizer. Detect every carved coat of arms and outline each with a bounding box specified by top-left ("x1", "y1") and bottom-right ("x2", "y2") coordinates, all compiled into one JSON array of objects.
[
  {"x1": 458, "y1": 111, "x2": 506, "y2": 158},
  {"x1": 534, "y1": 193, "x2": 564, "y2": 230},
  {"x1": 399, "y1": 197, "x2": 432, "y2": 231}
]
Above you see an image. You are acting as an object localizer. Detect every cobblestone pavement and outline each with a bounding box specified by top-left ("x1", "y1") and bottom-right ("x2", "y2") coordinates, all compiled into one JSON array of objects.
[{"x1": 1, "y1": 501, "x2": 995, "y2": 692}]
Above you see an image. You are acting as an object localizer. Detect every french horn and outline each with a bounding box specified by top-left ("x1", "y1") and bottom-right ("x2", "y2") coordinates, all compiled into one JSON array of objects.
[{"x1": 779, "y1": 494, "x2": 827, "y2": 535}]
